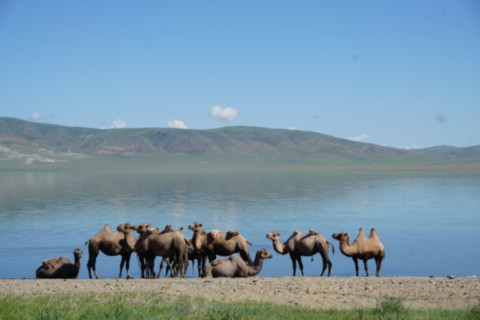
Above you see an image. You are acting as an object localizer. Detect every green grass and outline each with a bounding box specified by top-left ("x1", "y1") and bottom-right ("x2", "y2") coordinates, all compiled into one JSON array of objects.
[{"x1": 0, "y1": 294, "x2": 478, "y2": 320}]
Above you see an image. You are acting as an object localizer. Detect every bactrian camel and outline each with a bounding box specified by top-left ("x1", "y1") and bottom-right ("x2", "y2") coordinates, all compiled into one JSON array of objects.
[
  {"x1": 36, "y1": 248, "x2": 83, "y2": 279},
  {"x1": 266, "y1": 230, "x2": 334, "y2": 276},
  {"x1": 134, "y1": 224, "x2": 189, "y2": 278},
  {"x1": 202, "y1": 249, "x2": 273, "y2": 278},
  {"x1": 86, "y1": 223, "x2": 136, "y2": 279},
  {"x1": 332, "y1": 228, "x2": 385, "y2": 277},
  {"x1": 188, "y1": 223, "x2": 253, "y2": 272}
]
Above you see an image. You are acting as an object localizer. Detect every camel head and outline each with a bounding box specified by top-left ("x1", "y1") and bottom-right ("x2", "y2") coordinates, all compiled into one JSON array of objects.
[
  {"x1": 256, "y1": 248, "x2": 273, "y2": 260},
  {"x1": 188, "y1": 223, "x2": 203, "y2": 232},
  {"x1": 133, "y1": 223, "x2": 154, "y2": 234},
  {"x1": 117, "y1": 223, "x2": 133, "y2": 234},
  {"x1": 73, "y1": 248, "x2": 83, "y2": 259},
  {"x1": 266, "y1": 232, "x2": 280, "y2": 241},
  {"x1": 332, "y1": 232, "x2": 349, "y2": 243}
]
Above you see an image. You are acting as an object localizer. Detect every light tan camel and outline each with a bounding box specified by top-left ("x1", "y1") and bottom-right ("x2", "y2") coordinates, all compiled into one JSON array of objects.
[
  {"x1": 134, "y1": 225, "x2": 189, "y2": 278},
  {"x1": 36, "y1": 248, "x2": 83, "y2": 279},
  {"x1": 332, "y1": 227, "x2": 385, "y2": 277},
  {"x1": 202, "y1": 249, "x2": 273, "y2": 278},
  {"x1": 188, "y1": 223, "x2": 253, "y2": 272},
  {"x1": 85, "y1": 223, "x2": 136, "y2": 279},
  {"x1": 266, "y1": 230, "x2": 334, "y2": 276}
]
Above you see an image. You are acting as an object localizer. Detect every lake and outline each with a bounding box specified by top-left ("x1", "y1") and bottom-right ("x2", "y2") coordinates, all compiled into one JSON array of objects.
[{"x1": 1, "y1": 170, "x2": 479, "y2": 279}]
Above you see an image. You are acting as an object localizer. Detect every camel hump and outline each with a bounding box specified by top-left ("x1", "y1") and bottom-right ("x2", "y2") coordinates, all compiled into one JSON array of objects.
[
  {"x1": 207, "y1": 230, "x2": 221, "y2": 242},
  {"x1": 369, "y1": 228, "x2": 379, "y2": 239},
  {"x1": 226, "y1": 230, "x2": 240, "y2": 240},
  {"x1": 308, "y1": 230, "x2": 319, "y2": 236},
  {"x1": 357, "y1": 228, "x2": 366, "y2": 238}
]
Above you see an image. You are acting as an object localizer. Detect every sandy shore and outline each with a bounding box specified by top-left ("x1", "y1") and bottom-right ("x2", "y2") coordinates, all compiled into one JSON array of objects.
[{"x1": 1, "y1": 277, "x2": 479, "y2": 310}]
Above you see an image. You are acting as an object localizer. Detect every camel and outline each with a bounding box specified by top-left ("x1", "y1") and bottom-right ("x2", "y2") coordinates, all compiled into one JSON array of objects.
[
  {"x1": 85, "y1": 223, "x2": 136, "y2": 279},
  {"x1": 188, "y1": 223, "x2": 253, "y2": 272},
  {"x1": 134, "y1": 224, "x2": 189, "y2": 278},
  {"x1": 266, "y1": 229, "x2": 334, "y2": 277},
  {"x1": 202, "y1": 249, "x2": 273, "y2": 278},
  {"x1": 331, "y1": 227, "x2": 385, "y2": 277},
  {"x1": 36, "y1": 248, "x2": 83, "y2": 279}
]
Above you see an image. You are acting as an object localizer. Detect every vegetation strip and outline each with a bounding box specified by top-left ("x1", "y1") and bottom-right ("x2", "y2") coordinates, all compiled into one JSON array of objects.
[{"x1": 1, "y1": 293, "x2": 479, "y2": 320}]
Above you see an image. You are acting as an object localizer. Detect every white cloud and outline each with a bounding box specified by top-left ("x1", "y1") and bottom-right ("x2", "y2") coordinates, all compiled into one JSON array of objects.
[
  {"x1": 288, "y1": 127, "x2": 296, "y2": 130},
  {"x1": 349, "y1": 133, "x2": 369, "y2": 142},
  {"x1": 209, "y1": 105, "x2": 238, "y2": 121},
  {"x1": 112, "y1": 119, "x2": 127, "y2": 128},
  {"x1": 168, "y1": 119, "x2": 187, "y2": 129},
  {"x1": 30, "y1": 112, "x2": 52, "y2": 121}
]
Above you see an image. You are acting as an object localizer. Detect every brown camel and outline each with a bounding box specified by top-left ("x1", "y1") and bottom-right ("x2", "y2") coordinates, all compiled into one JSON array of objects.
[
  {"x1": 85, "y1": 223, "x2": 136, "y2": 279},
  {"x1": 332, "y1": 227, "x2": 385, "y2": 277},
  {"x1": 36, "y1": 248, "x2": 83, "y2": 279},
  {"x1": 134, "y1": 225, "x2": 189, "y2": 278},
  {"x1": 266, "y1": 229, "x2": 334, "y2": 276},
  {"x1": 188, "y1": 223, "x2": 253, "y2": 272},
  {"x1": 202, "y1": 249, "x2": 273, "y2": 278}
]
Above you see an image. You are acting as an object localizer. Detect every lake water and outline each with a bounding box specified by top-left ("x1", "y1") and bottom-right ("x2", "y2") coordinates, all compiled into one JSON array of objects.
[{"x1": 1, "y1": 170, "x2": 479, "y2": 279}]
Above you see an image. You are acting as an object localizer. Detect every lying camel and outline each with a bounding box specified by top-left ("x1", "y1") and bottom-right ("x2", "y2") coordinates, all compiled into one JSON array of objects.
[
  {"x1": 36, "y1": 248, "x2": 83, "y2": 279},
  {"x1": 134, "y1": 225, "x2": 189, "y2": 278},
  {"x1": 202, "y1": 249, "x2": 273, "y2": 278},
  {"x1": 188, "y1": 223, "x2": 253, "y2": 272},
  {"x1": 332, "y1": 228, "x2": 385, "y2": 277},
  {"x1": 85, "y1": 223, "x2": 136, "y2": 279},
  {"x1": 266, "y1": 230, "x2": 334, "y2": 276}
]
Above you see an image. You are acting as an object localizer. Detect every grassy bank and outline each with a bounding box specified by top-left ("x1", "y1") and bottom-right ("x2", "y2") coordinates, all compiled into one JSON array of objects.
[{"x1": 1, "y1": 293, "x2": 478, "y2": 320}]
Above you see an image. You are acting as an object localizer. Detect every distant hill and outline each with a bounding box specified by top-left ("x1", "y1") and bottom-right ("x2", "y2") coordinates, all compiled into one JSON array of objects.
[{"x1": 0, "y1": 117, "x2": 478, "y2": 170}]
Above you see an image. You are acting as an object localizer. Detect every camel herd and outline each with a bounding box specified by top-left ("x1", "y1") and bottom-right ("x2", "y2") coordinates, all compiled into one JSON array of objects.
[{"x1": 35, "y1": 223, "x2": 385, "y2": 279}]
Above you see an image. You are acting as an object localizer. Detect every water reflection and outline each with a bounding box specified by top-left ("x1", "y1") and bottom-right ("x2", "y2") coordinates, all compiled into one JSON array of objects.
[{"x1": 0, "y1": 171, "x2": 479, "y2": 279}]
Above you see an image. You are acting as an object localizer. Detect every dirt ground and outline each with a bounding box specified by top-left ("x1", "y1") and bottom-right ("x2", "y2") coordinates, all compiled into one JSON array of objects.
[{"x1": 1, "y1": 276, "x2": 479, "y2": 310}]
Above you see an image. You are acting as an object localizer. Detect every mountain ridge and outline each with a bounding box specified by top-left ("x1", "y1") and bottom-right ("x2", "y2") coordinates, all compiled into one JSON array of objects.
[{"x1": 0, "y1": 117, "x2": 478, "y2": 168}]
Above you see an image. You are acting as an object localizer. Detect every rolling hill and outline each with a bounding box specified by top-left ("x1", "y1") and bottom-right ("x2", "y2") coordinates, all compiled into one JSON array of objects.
[{"x1": 0, "y1": 117, "x2": 478, "y2": 170}]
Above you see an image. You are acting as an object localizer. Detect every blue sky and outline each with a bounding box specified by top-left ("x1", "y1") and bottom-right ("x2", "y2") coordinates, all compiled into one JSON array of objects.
[{"x1": 1, "y1": 0, "x2": 479, "y2": 148}]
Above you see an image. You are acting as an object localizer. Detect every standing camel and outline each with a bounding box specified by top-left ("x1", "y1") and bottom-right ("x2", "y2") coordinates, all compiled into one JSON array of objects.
[
  {"x1": 134, "y1": 225, "x2": 189, "y2": 278},
  {"x1": 36, "y1": 248, "x2": 83, "y2": 279},
  {"x1": 202, "y1": 249, "x2": 273, "y2": 278},
  {"x1": 266, "y1": 230, "x2": 334, "y2": 276},
  {"x1": 85, "y1": 223, "x2": 136, "y2": 279},
  {"x1": 332, "y1": 228, "x2": 385, "y2": 277},
  {"x1": 188, "y1": 223, "x2": 253, "y2": 272}
]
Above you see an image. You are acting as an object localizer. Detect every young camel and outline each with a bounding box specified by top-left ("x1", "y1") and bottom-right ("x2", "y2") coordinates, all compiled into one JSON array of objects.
[
  {"x1": 266, "y1": 230, "x2": 334, "y2": 277},
  {"x1": 332, "y1": 228, "x2": 385, "y2": 277},
  {"x1": 85, "y1": 223, "x2": 136, "y2": 279},
  {"x1": 36, "y1": 248, "x2": 83, "y2": 279},
  {"x1": 202, "y1": 249, "x2": 273, "y2": 278},
  {"x1": 188, "y1": 223, "x2": 253, "y2": 273}
]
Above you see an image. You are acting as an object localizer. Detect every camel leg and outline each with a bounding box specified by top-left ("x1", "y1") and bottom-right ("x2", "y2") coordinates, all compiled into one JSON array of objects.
[
  {"x1": 87, "y1": 251, "x2": 100, "y2": 279},
  {"x1": 375, "y1": 256, "x2": 383, "y2": 277},
  {"x1": 125, "y1": 253, "x2": 132, "y2": 279},
  {"x1": 318, "y1": 252, "x2": 328, "y2": 277},
  {"x1": 119, "y1": 256, "x2": 126, "y2": 279},
  {"x1": 296, "y1": 256, "x2": 305, "y2": 277},
  {"x1": 289, "y1": 253, "x2": 297, "y2": 276},
  {"x1": 363, "y1": 258, "x2": 369, "y2": 277},
  {"x1": 147, "y1": 257, "x2": 156, "y2": 278},
  {"x1": 353, "y1": 257, "x2": 359, "y2": 276}
]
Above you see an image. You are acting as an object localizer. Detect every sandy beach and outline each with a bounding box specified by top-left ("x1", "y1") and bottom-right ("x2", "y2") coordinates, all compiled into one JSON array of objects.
[{"x1": 1, "y1": 276, "x2": 479, "y2": 310}]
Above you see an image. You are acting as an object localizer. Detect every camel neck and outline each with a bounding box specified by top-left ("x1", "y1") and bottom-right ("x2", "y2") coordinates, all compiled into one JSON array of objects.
[
  {"x1": 248, "y1": 256, "x2": 263, "y2": 276},
  {"x1": 338, "y1": 240, "x2": 357, "y2": 257},
  {"x1": 123, "y1": 231, "x2": 135, "y2": 252},
  {"x1": 272, "y1": 238, "x2": 287, "y2": 255},
  {"x1": 74, "y1": 257, "x2": 81, "y2": 277}
]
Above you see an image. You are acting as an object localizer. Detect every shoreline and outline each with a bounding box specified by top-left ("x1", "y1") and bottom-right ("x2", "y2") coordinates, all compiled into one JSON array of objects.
[{"x1": 1, "y1": 276, "x2": 479, "y2": 310}]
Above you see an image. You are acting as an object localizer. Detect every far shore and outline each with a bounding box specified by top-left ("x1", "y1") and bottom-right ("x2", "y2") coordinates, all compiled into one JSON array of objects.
[{"x1": 1, "y1": 276, "x2": 479, "y2": 310}]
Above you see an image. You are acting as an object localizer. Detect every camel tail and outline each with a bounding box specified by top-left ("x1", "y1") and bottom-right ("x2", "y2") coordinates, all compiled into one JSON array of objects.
[
  {"x1": 328, "y1": 241, "x2": 335, "y2": 255},
  {"x1": 247, "y1": 240, "x2": 253, "y2": 246}
]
